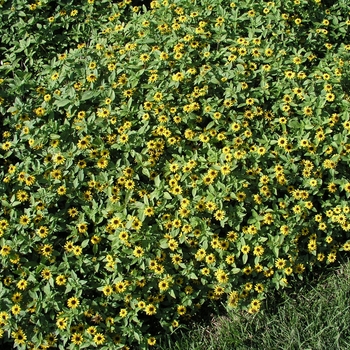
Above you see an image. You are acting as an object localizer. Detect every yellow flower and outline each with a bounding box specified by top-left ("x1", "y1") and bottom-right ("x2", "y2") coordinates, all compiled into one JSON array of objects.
[
  {"x1": 77, "y1": 222, "x2": 88, "y2": 233},
  {"x1": 159, "y1": 51, "x2": 169, "y2": 60},
  {"x1": 205, "y1": 253, "x2": 216, "y2": 264},
  {"x1": 0, "y1": 245, "x2": 11, "y2": 257},
  {"x1": 294, "y1": 263, "x2": 305, "y2": 274},
  {"x1": 275, "y1": 258, "x2": 286, "y2": 269},
  {"x1": 1, "y1": 141, "x2": 11, "y2": 151},
  {"x1": 56, "y1": 275, "x2": 67, "y2": 286},
  {"x1": 53, "y1": 153, "x2": 65, "y2": 165},
  {"x1": 124, "y1": 179, "x2": 134, "y2": 189},
  {"x1": 40, "y1": 244, "x2": 53, "y2": 257},
  {"x1": 303, "y1": 106, "x2": 313, "y2": 116},
  {"x1": 67, "y1": 296, "x2": 80, "y2": 309},
  {"x1": 114, "y1": 281, "x2": 127, "y2": 294},
  {"x1": 140, "y1": 53, "x2": 150, "y2": 62},
  {"x1": 158, "y1": 280, "x2": 169, "y2": 291},
  {"x1": 342, "y1": 241, "x2": 350, "y2": 251},
  {"x1": 87, "y1": 74, "x2": 97, "y2": 82},
  {"x1": 138, "y1": 301, "x2": 146, "y2": 309},
  {"x1": 241, "y1": 245, "x2": 250, "y2": 254},
  {"x1": 97, "y1": 158, "x2": 108, "y2": 168},
  {"x1": 19, "y1": 215, "x2": 30, "y2": 226},
  {"x1": 11, "y1": 329, "x2": 27, "y2": 345},
  {"x1": 177, "y1": 305, "x2": 186, "y2": 315},
  {"x1": 71, "y1": 333, "x2": 83, "y2": 345},
  {"x1": 327, "y1": 253, "x2": 336, "y2": 263},
  {"x1": 41, "y1": 268, "x2": 52, "y2": 280},
  {"x1": 56, "y1": 318, "x2": 67, "y2": 330},
  {"x1": 57, "y1": 186, "x2": 66, "y2": 195},
  {"x1": 11, "y1": 304, "x2": 21, "y2": 315},
  {"x1": 133, "y1": 246, "x2": 144, "y2": 258},
  {"x1": 250, "y1": 299, "x2": 261, "y2": 312},
  {"x1": 16, "y1": 279, "x2": 28, "y2": 290},
  {"x1": 168, "y1": 239, "x2": 178, "y2": 251},
  {"x1": 172, "y1": 71, "x2": 184, "y2": 81},
  {"x1": 148, "y1": 337, "x2": 157, "y2": 346},
  {"x1": 34, "y1": 107, "x2": 46, "y2": 116},
  {"x1": 93, "y1": 333, "x2": 105, "y2": 345},
  {"x1": 247, "y1": 9, "x2": 255, "y2": 17},
  {"x1": 145, "y1": 304, "x2": 157, "y2": 315},
  {"x1": 73, "y1": 246, "x2": 83, "y2": 256},
  {"x1": 51, "y1": 72, "x2": 59, "y2": 80}
]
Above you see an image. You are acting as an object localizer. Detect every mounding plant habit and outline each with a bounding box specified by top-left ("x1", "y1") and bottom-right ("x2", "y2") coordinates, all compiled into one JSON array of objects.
[{"x1": 0, "y1": 0, "x2": 350, "y2": 348}]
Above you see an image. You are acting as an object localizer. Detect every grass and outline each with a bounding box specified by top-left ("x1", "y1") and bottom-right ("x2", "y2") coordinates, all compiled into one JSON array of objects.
[{"x1": 157, "y1": 256, "x2": 350, "y2": 350}]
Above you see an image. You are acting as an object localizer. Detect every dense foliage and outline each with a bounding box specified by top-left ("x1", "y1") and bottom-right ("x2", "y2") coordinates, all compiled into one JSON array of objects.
[{"x1": 0, "y1": 0, "x2": 350, "y2": 348}]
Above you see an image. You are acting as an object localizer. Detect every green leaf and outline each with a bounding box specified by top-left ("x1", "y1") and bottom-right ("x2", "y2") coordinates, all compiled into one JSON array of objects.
[
  {"x1": 163, "y1": 192, "x2": 172, "y2": 200},
  {"x1": 127, "y1": 97, "x2": 133, "y2": 109},
  {"x1": 54, "y1": 99, "x2": 71, "y2": 108},
  {"x1": 154, "y1": 175, "x2": 160, "y2": 188},
  {"x1": 273, "y1": 246, "x2": 279, "y2": 257},
  {"x1": 169, "y1": 289, "x2": 176, "y2": 298},
  {"x1": 134, "y1": 331, "x2": 141, "y2": 343},
  {"x1": 28, "y1": 290, "x2": 38, "y2": 300},
  {"x1": 73, "y1": 177, "x2": 79, "y2": 188},
  {"x1": 201, "y1": 239, "x2": 208, "y2": 250},
  {"x1": 189, "y1": 272, "x2": 198, "y2": 280},
  {"x1": 143, "y1": 194, "x2": 149, "y2": 206},
  {"x1": 159, "y1": 239, "x2": 168, "y2": 249},
  {"x1": 142, "y1": 167, "x2": 150, "y2": 178},
  {"x1": 1, "y1": 200, "x2": 9, "y2": 207},
  {"x1": 50, "y1": 133, "x2": 61, "y2": 139},
  {"x1": 81, "y1": 239, "x2": 89, "y2": 248},
  {"x1": 81, "y1": 90, "x2": 96, "y2": 101},
  {"x1": 43, "y1": 283, "x2": 51, "y2": 296},
  {"x1": 78, "y1": 169, "x2": 84, "y2": 182},
  {"x1": 208, "y1": 184, "x2": 216, "y2": 194}
]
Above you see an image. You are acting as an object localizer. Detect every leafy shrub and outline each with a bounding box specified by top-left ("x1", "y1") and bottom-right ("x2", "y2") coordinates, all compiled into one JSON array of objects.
[
  {"x1": 0, "y1": 0, "x2": 135, "y2": 69},
  {"x1": 0, "y1": 0, "x2": 350, "y2": 348}
]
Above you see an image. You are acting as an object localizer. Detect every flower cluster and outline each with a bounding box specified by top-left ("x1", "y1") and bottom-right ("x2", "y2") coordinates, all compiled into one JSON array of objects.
[{"x1": 0, "y1": 0, "x2": 350, "y2": 348}]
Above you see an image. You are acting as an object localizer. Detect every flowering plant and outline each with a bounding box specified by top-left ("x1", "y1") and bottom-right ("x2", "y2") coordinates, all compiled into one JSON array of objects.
[{"x1": 0, "y1": 0, "x2": 350, "y2": 348}]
